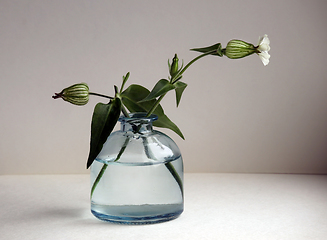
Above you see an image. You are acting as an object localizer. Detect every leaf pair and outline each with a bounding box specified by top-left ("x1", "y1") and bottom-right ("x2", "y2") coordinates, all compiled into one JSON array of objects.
[
  {"x1": 140, "y1": 79, "x2": 187, "y2": 108},
  {"x1": 86, "y1": 98, "x2": 121, "y2": 168},
  {"x1": 121, "y1": 84, "x2": 185, "y2": 139}
]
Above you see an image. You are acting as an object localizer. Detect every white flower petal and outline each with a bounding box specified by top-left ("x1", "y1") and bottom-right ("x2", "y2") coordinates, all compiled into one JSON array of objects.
[
  {"x1": 257, "y1": 34, "x2": 270, "y2": 52},
  {"x1": 257, "y1": 51, "x2": 270, "y2": 66}
]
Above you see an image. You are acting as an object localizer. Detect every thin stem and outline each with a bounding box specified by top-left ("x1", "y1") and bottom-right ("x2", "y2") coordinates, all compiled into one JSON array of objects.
[
  {"x1": 90, "y1": 137, "x2": 130, "y2": 198},
  {"x1": 165, "y1": 162, "x2": 183, "y2": 197},
  {"x1": 142, "y1": 136, "x2": 183, "y2": 196},
  {"x1": 141, "y1": 50, "x2": 217, "y2": 196},
  {"x1": 146, "y1": 50, "x2": 216, "y2": 116},
  {"x1": 90, "y1": 164, "x2": 107, "y2": 198},
  {"x1": 171, "y1": 49, "x2": 216, "y2": 84},
  {"x1": 145, "y1": 93, "x2": 166, "y2": 117},
  {"x1": 90, "y1": 96, "x2": 129, "y2": 199},
  {"x1": 121, "y1": 105, "x2": 130, "y2": 118},
  {"x1": 146, "y1": 51, "x2": 216, "y2": 117},
  {"x1": 89, "y1": 92, "x2": 113, "y2": 99}
]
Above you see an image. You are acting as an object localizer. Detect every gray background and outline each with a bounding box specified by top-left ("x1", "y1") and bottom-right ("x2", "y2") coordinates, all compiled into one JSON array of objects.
[{"x1": 1, "y1": 0, "x2": 327, "y2": 174}]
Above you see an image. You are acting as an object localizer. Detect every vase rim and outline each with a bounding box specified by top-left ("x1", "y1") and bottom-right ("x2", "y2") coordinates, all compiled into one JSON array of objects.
[{"x1": 118, "y1": 112, "x2": 158, "y2": 123}]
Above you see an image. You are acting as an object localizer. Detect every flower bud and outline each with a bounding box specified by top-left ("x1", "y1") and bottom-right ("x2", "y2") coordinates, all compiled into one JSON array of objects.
[
  {"x1": 52, "y1": 83, "x2": 89, "y2": 106},
  {"x1": 224, "y1": 39, "x2": 256, "y2": 59},
  {"x1": 169, "y1": 54, "x2": 180, "y2": 79}
]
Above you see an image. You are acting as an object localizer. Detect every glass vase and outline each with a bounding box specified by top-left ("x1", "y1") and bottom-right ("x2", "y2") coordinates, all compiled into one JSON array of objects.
[{"x1": 90, "y1": 113, "x2": 184, "y2": 224}]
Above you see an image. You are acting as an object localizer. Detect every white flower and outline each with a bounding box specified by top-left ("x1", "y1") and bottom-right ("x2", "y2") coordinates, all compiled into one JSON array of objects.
[
  {"x1": 256, "y1": 34, "x2": 270, "y2": 66},
  {"x1": 257, "y1": 34, "x2": 270, "y2": 52},
  {"x1": 258, "y1": 51, "x2": 270, "y2": 66}
]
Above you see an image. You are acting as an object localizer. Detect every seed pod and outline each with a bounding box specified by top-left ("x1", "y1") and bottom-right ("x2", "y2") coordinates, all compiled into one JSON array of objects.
[
  {"x1": 224, "y1": 40, "x2": 256, "y2": 59},
  {"x1": 53, "y1": 83, "x2": 89, "y2": 106}
]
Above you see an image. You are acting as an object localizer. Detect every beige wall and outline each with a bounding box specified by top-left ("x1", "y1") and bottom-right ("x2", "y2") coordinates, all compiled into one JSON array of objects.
[{"x1": 1, "y1": 0, "x2": 327, "y2": 174}]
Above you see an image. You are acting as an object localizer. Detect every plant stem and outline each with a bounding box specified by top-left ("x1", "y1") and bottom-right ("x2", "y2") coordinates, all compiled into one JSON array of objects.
[
  {"x1": 171, "y1": 49, "x2": 216, "y2": 84},
  {"x1": 90, "y1": 137, "x2": 130, "y2": 198},
  {"x1": 91, "y1": 50, "x2": 216, "y2": 198},
  {"x1": 90, "y1": 164, "x2": 107, "y2": 198},
  {"x1": 145, "y1": 94, "x2": 166, "y2": 117},
  {"x1": 140, "y1": 50, "x2": 217, "y2": 196},
  {"x1": 165, "y1": 162, "x2": 183, "y2": 197},
  {"x1": 142, "y1": 136, "x2": 184, "y2": 196},
  {"x1": 121, "y1": 105, "x2": 130, "y2": 118},
  {"x1": 89, "y1": 92, "x2": 113, "y2": 99},
  {"x1": 146, "y1": 50, "x2": 216, "y2": 117}
]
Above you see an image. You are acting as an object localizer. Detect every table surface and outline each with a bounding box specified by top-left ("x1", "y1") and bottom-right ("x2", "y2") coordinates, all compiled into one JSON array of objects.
[{"x1": 1, "y1": 173, "x2": 327, "y2": 240}]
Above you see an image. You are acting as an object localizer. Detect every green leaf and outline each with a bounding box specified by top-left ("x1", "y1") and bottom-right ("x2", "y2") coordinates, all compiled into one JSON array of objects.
[
  {"x1": 139, "y1": 79, "x2": 175, "y2": 102},
  {"x1": 153, "y1": 108, "x2": 185, "y2": 140},
  {"x1": 119, "y1": 72, "x2": 130, "y2": 93},
  {"x1": 86, "y1": 98, "x2": 121, "y2": 168},
  {"x1": 191, "y1": 43, "x2": 223, "y2": 57},
  {"x1": 174, "y1": 81, "x2": 187, "y2": 107},
  {"x1": 121, "y1": 84, "x2": 184, "y2": 139}
]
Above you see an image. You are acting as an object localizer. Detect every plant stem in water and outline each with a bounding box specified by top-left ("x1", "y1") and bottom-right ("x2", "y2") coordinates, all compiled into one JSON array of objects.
[
  {"x1": 90, "y1": 164, "x2": 107, "y2": 198},
  {"x1": 91, "y1": 50, "x2": 216, "y2": 198},
  {"x1": 90, "y1": 137, "x2": 130, "y2": 198},
  {"x1": 165, "y1": 162, "x2": 183, "y2": 197}
]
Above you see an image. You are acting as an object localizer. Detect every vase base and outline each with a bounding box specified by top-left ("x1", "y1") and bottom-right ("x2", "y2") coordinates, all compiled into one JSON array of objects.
[{"x1": 91, "y1": 203, "x2": 183, "y2": 224}]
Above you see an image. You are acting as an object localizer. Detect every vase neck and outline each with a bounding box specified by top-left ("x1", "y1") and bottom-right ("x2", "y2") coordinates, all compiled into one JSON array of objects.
[{"x1": 119, "y1": 113, "x2": 158, "y2": 134}]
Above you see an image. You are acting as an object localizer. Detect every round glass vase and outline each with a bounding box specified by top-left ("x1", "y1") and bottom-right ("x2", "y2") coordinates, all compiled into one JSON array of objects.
[{"x1": 90, "y1": 113, "x2": 184, "y2": 224}]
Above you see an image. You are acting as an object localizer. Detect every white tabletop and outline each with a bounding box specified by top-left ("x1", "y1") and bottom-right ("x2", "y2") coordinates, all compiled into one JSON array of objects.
[{"x1": 1, "y1": 173, "x2": 327, "y2": 240}]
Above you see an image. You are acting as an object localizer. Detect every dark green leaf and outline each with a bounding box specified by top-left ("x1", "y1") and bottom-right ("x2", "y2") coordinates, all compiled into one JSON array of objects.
[
  {"x1": 191, "y1": 43, "x2": 223, "y2": 57},
  {"x1": 121, "y1": 84, "x2": 184, "y2": 139},
  {"x1": 174, "y1": 81, "x2": 187, "y2": 107},
  {"x1": 139, "y1": 79, "x2": 175, "y2": 102},
  {"x1": 153, "y1": 108, "x2": 185, "y2": 140},
  {"x1": 87, "y1": 98, "x2": 121, "y2": 168}
]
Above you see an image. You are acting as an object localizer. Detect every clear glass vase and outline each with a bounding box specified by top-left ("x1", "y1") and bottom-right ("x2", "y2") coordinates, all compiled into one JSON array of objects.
[{"x1": 90, "y1": 113, "x2": 184, "y2": 224}]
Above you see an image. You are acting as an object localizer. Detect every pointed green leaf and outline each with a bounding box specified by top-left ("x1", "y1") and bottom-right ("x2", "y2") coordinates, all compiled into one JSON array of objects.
[
  {"x1": 87, "y1": 98, "x2": 121, "y2": 168},
  {"x1": 174, "y1": 81, "x2": 187, "y2": 107},
  {"x1": 119, "y1": 72, "x2": 130, "y2": 93},
  {"x1": 139, "y1": 79, "x2": 176, "y2": 102},
  {"x1": 153, "y1": 108, "x2": 185, "y2": 140},
  {"x1": 121, "y1": 84, "x2": 184, "y2": 139},
  {"x1": 191, "y1": 43, "x2": 223, "y2": 57}
]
